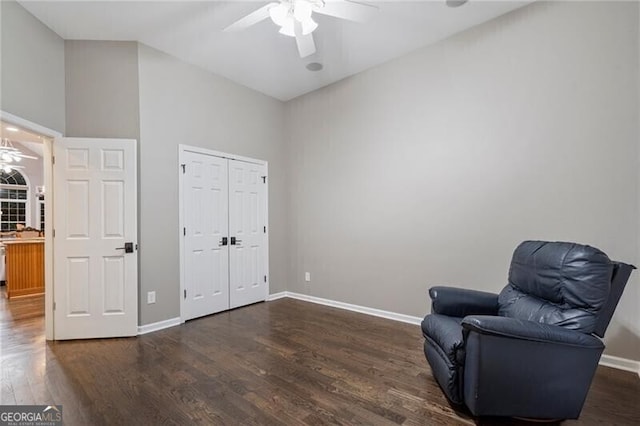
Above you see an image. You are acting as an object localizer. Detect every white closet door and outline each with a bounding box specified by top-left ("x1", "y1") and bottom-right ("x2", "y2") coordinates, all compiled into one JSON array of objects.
[
  {"x1": 183, "y1": 151, "x2": 229, "y2": 320},
  {"x1": 228, "y1": 159, "x2": 267, "y2": 309}
]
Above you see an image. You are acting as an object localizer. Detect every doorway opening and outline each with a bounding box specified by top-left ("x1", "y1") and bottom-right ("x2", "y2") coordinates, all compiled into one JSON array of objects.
[
  {"x1": 2, "y1": 111, "x2": 140, "y2": 341},
  {"x1": 0, "y1": 117, "x2": 53, "y2": 346},
  {"x1": 0, "y1": 111, "x2": 62, "y2": 340}
]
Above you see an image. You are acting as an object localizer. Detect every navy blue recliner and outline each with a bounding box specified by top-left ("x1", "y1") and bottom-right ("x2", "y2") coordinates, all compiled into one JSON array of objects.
[{"x1": 421, "y1": 240, "x2": 634, "y2": 420}]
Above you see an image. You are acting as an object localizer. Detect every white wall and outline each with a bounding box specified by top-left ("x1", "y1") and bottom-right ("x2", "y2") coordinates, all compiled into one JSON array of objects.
[
  {"x1": 0, "y1": 0, "x2": 65, "y2": 133},
  {"x1": 285, "y1": 1, "x2": 640, "y2": 360},
  {"x1": 137, "y1": 44, "x2": 287, "y2": 325}
]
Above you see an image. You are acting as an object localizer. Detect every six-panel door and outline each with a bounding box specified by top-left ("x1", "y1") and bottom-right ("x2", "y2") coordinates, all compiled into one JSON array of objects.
[
  {"x1": 228, "y1": 159, "x2": 267, "y2": 309},
  {"x1": 53, "y1": 138, "x2": 138, "y2": 339},
  {"x1": 183, "y1": 152, "x2": 230, "y2": 320}
]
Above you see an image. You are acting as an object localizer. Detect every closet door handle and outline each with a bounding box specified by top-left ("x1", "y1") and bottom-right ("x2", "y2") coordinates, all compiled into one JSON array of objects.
[
  {"x1": 218, "y1": 237, "x2": 228, "y2": 246},
  {"x1": 230, "y1": 237, "x2": 242, "y2": 246}
]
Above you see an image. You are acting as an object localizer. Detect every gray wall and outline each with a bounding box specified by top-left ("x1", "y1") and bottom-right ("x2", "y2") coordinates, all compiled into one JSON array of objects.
[
  {"x1": 65, "y1": 41, "x2": 140, "y2": 139},
  {"x1": 285, "y1": 1, "x2": 640, "y2": 360},
  {"x1": 10, "y1": 0, "x2": 639, "y2": 361},
  {"x1": 63, "y1": 41, "x2": 287, "y2": 326},
  {"x1": 137, "y1": 44, "x2": 287, "y2": 325},
  {"x1": 0, "y1": 0, "x2": 65, "y2": 133}
]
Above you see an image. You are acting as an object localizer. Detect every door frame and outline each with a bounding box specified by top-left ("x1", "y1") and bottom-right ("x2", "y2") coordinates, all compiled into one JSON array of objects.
[
  {"x1": 0, "y1": 110, "x2": 62, "y2": 340},
  {"x1": 178, "y1": 144, "x2": 269, "y2": 323}
]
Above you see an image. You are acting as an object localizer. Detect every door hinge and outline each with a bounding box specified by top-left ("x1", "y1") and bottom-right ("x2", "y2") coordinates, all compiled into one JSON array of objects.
[
  {"x1": 53, "y1": 301, "x2": 56, "y2": 311},
  {"x1": 263, "y1": 226, "x2": 266, "y2": 233},
  {"x1": 181, "y1": 164, "x2": 186, "y2": 174},
  {"x1": 52, "y1": 229, "x2": 55, "y2": 238},
  {"x1": 264, "y1": 275, "x2": 267, "y2": 283},
  {"x1": 184, "y1": 289, "x2": 187, "y2": 299},
  {"x1": 262, "y1": 176, "x2": 266, "y2": 183},
  {"x1": 183, "y1": 227, "x2": 186, "y2": 236},
  {"x1": 52, "y1": 156, "x2": 56, "y2": 165}
]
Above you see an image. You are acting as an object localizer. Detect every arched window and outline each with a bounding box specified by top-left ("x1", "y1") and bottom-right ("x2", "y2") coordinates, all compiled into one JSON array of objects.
[{"x1": 0, "y1": 170, "x2": 29, "y2": 231}]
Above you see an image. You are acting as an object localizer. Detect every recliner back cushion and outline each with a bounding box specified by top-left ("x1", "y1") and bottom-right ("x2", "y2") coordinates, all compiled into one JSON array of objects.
[{"x1": 498, "y1": 241, "x2": 614, "y2": 333}]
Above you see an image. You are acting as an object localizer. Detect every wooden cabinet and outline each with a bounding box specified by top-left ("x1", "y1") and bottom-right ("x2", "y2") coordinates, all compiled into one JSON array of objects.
[{"x1": 4, "y1": 239, "x2": 44, "y2": 298}]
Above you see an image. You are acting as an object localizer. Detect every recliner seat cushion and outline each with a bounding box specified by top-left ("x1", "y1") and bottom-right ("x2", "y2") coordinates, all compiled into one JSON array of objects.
[{"x1": 499, "y1": 241, "x2": 614, "y2": 333}]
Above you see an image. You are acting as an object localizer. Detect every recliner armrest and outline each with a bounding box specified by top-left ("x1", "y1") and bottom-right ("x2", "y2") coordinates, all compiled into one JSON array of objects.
[
  {"x1": 462, "y1": 316, "x2": 604, "y2": 348},
  {"x1": 429, "y1": 286, "x2": 499, "y2": 317}
]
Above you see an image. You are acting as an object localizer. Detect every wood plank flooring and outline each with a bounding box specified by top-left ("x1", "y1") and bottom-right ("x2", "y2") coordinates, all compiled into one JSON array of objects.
[{"x1": 1, "y1": 288, "x2": 639, "y2": 425}]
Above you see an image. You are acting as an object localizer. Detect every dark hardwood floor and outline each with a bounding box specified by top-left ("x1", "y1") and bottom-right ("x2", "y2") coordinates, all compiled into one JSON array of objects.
[{"x1": 1, "y1": 287, "x2": 639, "y2": 425}]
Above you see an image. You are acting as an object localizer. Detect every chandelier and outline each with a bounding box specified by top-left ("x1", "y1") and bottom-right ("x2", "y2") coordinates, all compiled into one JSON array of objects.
[
  {"x1": 269, "y1": 0, "x2": 319, "y2": 37},
  {"x1": 0, "y1": 138, "x2": 37, "y2": 173}
]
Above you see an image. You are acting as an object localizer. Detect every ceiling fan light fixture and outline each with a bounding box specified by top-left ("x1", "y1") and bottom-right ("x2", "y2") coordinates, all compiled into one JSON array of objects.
[
  {"x1": 293, "y1": 0, "x2": 313, "y2": 22},
  {"x1": 269, "y1": 3, "x2": 290, "y2": 27},
  {"x1": 0, "y1": 139, "x2": 37, "y2": 171},
  {"x1": 301, "y1": 17, "x2": 318, "y2": 35},
  {"x1": 279, "y1": 17, "x2": 296, "y2": 37}
]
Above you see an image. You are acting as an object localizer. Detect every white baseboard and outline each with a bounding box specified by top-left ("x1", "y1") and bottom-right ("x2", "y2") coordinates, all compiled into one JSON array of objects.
[
  {"x1": 599, "y1": 354, "x2": 640, "y2": 377},
  {"x1": 268, "y1": 292, "x2": 640, "y2": 377},
  {"x1": 138, "y1": 317, "x2": 181, "y2": 335},
  {"x1": 266, "y1": 291, "x2": 288, "y2": 301},
  {"x1": 271, "y1": 291, "x2": 422, "y2": 325}
]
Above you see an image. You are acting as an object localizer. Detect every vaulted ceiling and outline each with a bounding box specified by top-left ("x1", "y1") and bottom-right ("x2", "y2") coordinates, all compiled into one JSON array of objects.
[{"x1": 20, "y1": 1, "x2": 532, "y2": 100}]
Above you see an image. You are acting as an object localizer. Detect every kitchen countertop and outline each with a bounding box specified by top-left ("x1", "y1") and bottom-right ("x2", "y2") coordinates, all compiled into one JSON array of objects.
[{"x1": 2, "y1": 238, "x2": 45, "y2": 245}]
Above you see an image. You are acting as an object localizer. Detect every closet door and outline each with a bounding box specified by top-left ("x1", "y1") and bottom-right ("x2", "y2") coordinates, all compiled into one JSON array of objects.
[
  {"x1": 228, "y1": 159, "x2": 267, "y2": 309},
  {"x1": 183, "y1": 151, "x2": 229, "y2": 320}
]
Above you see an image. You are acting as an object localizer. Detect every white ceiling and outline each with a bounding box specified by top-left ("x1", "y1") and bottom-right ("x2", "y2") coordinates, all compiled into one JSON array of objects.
[{"x1": 19, "y1": 1, "x2": 532, "y2": 101}]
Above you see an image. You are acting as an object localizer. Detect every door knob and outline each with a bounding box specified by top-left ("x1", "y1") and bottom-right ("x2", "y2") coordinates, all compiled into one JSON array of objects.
[{"x1": 116, "y1": 242, "x2": 135, "y2": 253}]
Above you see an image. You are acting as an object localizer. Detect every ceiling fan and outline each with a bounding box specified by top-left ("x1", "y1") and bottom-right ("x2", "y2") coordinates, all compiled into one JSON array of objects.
[
  {"x1": 0, "y1": 138, "x2": 37, "y2": 173},
  {"x1": 224, "y1": 0, "x2": 379, "y2": 58}
]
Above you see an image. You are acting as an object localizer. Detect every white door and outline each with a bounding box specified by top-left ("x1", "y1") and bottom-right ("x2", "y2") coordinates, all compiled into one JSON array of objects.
[
  {"x1": 228, "y1": 159, "x2": 267, "y2": 309},
  {"x1": 53, "y1": 138, "x2": 137, "y2": 339},
  {"x1": 183, "y1": 151, "x2": 230, "y2": 320}
]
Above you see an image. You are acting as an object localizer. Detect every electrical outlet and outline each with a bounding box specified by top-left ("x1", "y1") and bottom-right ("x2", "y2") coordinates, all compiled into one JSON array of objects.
[
  {"x1": 147, "y1": 291, "x2": 156, "y2": 304},
  {"x1": 305, "y1": 272, "x2": 311, "y2": 282}
]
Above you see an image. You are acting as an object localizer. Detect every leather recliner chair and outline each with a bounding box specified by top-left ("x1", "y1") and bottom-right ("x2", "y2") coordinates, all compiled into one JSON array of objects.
[{"x1": 421, "y1": 240, "x2": 634, "y2": 420}]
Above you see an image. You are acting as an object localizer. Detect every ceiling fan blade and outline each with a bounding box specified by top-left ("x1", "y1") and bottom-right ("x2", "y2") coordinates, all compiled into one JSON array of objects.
[
  {"x1": 223, "y1": 2, "x2": 278, "y2": 32},
  {"x1": 314, "y1": 0, "x2": 378, "y2": 23},
  {"x1": 294, "y1": 23, "x2": 316, "y2": 58}
]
